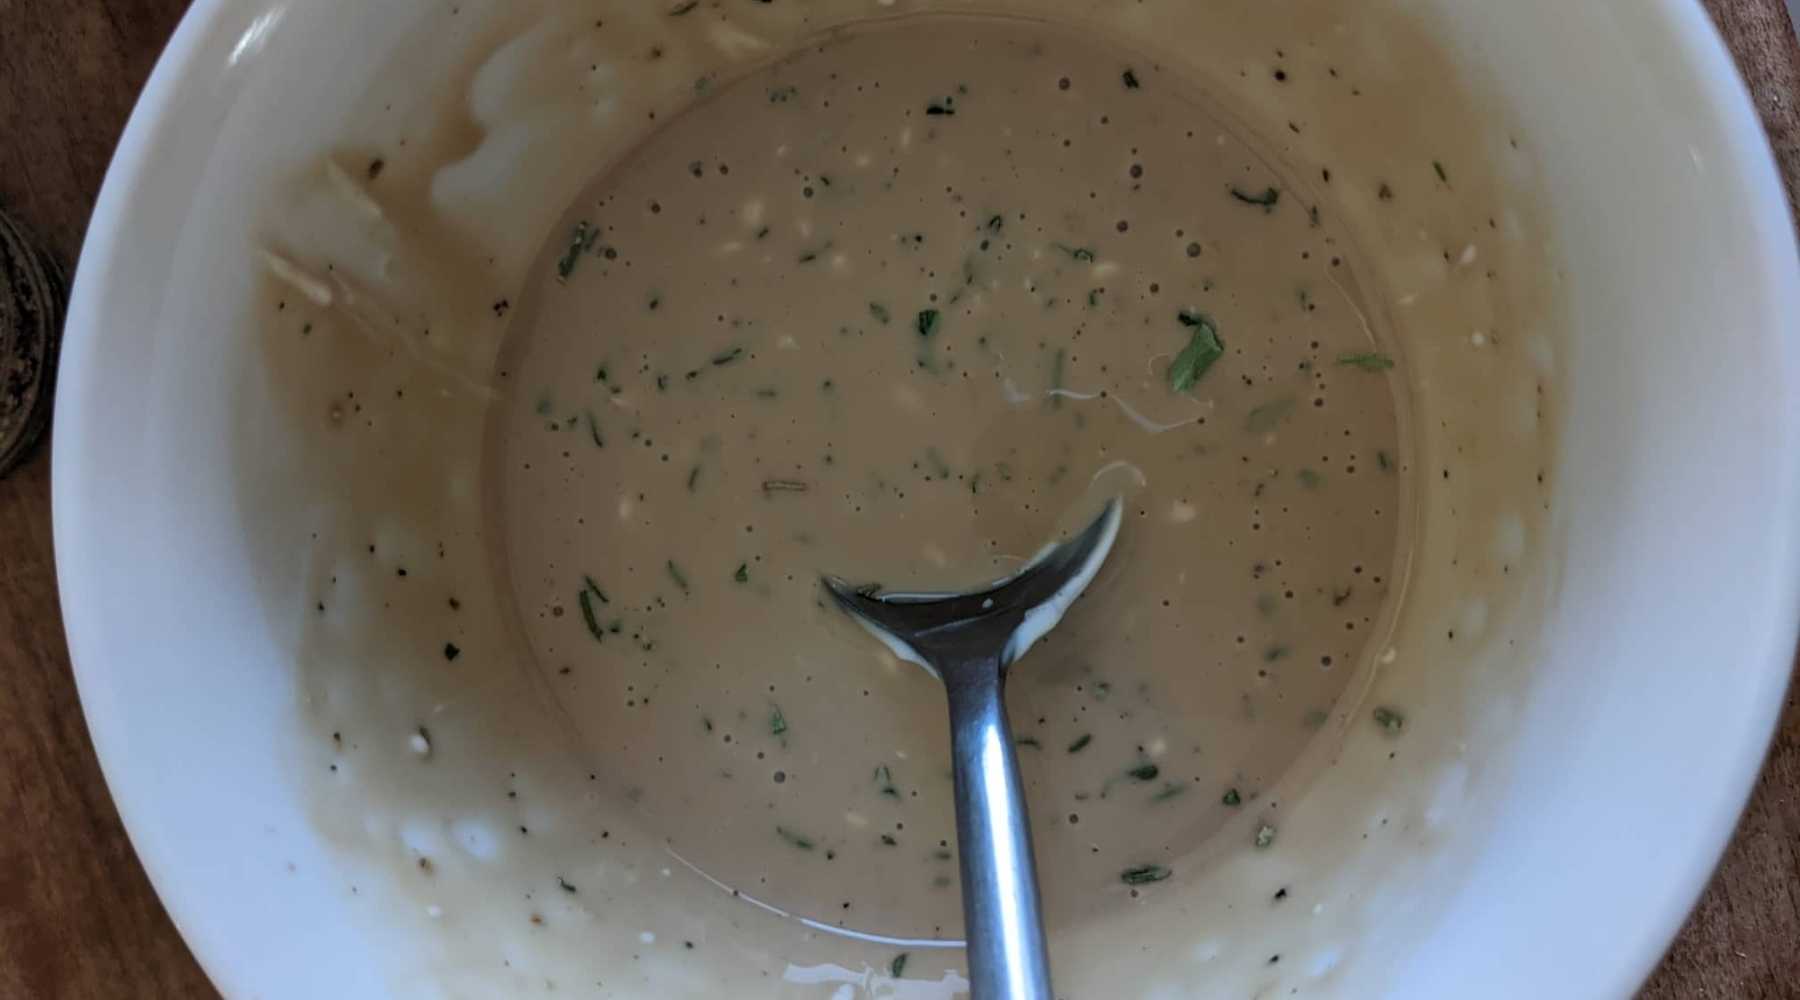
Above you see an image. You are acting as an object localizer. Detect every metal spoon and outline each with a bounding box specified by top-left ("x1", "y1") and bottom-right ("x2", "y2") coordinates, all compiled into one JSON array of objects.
[{"x1": 822, "y1": 498, "x2": 1124, "y2": 1000}]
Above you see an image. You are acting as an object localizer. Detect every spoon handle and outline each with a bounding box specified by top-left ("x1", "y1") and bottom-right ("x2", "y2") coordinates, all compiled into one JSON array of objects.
[{"x1": 943, "y1": 660, "x2": 1053, "y2": 1000}]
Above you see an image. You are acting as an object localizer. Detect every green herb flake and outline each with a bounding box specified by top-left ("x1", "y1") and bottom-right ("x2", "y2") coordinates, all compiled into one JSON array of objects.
[
  {"x1": 1127, "y1": 762, "x2": 1160, "y2": 782},
  {"x1": 1122, "y1": 68, "x2": 1141, "y2": 90},
  {"x1": 582, "y1": 575, "x2": 610, "y2": 604},
  {"x1": 890, "y1": 953, "x2": 909, "y2": 979},
  {"x1": 578, "y1": 589, "x2": 605, "y2": 642},
  {"x1": 1120, "y1": 864, "x2": 1172, "y2": 885},
  {"x1": 1433, "y1": 160, "x2": 1449, "y2": 183},
  {"x1": 1373, "y1": 706, "x2": 1406, "y2": 734},
  {"x1": 1229, "y1": 186, "x2": 1281, "y2": 212},
  {"x1": 1168, "y1": 312, "x2": 1225, "y2": 393},
  {"x1": 667, "y1": 0, "x2": 699, "y2": 14},
  {"x1": 1053, "y1": 242, "x2": 1097, "y2": 262},
  {"x1": 583, "y1": 410, "x2": 605, "y2": 448},
  {"x1": 762, "y1": 479, "x2": 811, "y2": 494},
  {"x1": 1245, "y1": 397, "x2": 1296, "y2": 434},
  {"x1": 868, "y1": 301, "x2": 891, "y2": 325},
  {"x1": 776, "y1": 826, "x2": 814, "y2": 851},
  {"x1": 924, "y1": 447, "x2": 952, "y2": 481},
  {"x1": 985, "y1": 214, "x2": 1004, "y2": 233},
  {"x1": 769, "y1": 704, "x2": 789, "y2": 738},
  {"x1": 1264, "y1": 645, "x2": 1290, "y2": 662},
  {"x1": 1337, "y1": 351, "x2": 1395, "y2": 371},
  {"x1": 711, "y1": 347, "x2": 744, "y2": 366},
  {"x1": 1255, "y1": 823, "x2": 1278, "y2": 849},
  {"x1": 1222, "y1": 787, "x2": 1243, "y2": 806},
  {"x1": 1087, "y1": 288, "x2": 1102, "y2": 308},
  {"x1": 666, "y1": 560, "x2": 690, "y2": 594},
  {"x1": 687, "y1": 466, "x2": 702, "y2": 492},
  {"x1": 874, "y1": 764, "x2": 900, "y2": 798},
  {"x1": 734, "y1": 563, "x2": 750, "y2": 584},
  {"x1": 880, "y1": 833, "x2": 898, "y2": 846},
  {"x1": 915, "y1": 309, "x2": 941, "y2": 338},
  {"x1": 1151, "y1": 783, "x2": 1187, "y2": 803},
  {"x1": 1376, "y1": 449, "x2": 1393, "y2": 471},
  {"x1": 556, "y1": 221, "x2": 597, "y2": 281},
  {"x1": 1067, "y1": 733, "x2": 1093, "y2": 754},
  {"x1": 1016, "y1": 736, "x2": 1042, "y2": 749}
]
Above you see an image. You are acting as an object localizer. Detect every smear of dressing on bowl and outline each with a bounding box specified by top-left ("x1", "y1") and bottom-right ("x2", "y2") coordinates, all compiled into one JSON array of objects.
[
  {"x1": 492, "y1": 15, "x2": 1402, "y2": 941},
  {"x1": 250, "y1": 0, "x2": 1560, "y2": 994}
]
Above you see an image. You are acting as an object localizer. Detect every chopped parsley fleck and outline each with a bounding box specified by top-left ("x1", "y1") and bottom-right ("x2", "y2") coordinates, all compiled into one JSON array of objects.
[
  {"x1": 1246, "y1": 397, "x2": 1296, "y2": 433},
  {"x1": 776, "y1": 826, "x2": 814, "y2": 850},
  {"x1": 1127, "y1": 762, "x2": 1160, "y2": 782},
  {"x1": 890, "y1": 953, "x2": 909, "y2": 978},
  {"x1": 583, "y1": 410, "x2": 604, "y2": 448},
  {"x1": 1433, "y1": 160, "x2": 1449, "y2": 183},
  {"x1": 868, "y1": 301, "x2": 891, "y2": 324},
  {"x1": 668, "y1": 0, "x2": 699, "y2": 14},
  {"x1": 762, "y1": 478, "x2": 810, "y2": 494},
  {"x1": 1229, "y1": 186, "x2": 1281, "y2": 212},
  {"x1": 985, "y1": 214, "x2": 1004, "y2": 233},
  {"x1": 711, "y1": 347, "x2": 744, "y2": 366},
  {"x1": 1222, "y1": 787, "x2": 1243, "y2": 806},
  {"x1": 734, "y1": 563, "x2": 750, "y2": 584},
  {"x1": 769, "y1": 705, "x2": 788, "y2": 738},
  {"x1": 1053, "y1": 242, "x2": 1097, "y2": 262},
  {"x1": 1120, "y1": 864, "x2": 1172, "y2": 885},
  {"x1": 768, "y1": 85, "x2": 798, "y2": 104},
  {"x1": 666, "y1": 560, "x2": 690, "y2": 594},
  {"x1": 556, "y1": 221, "x2": 597, "y2": 281},
  {"x1": 1151, "y1": 783, "x2": 1186, "y2": 802},
  {"x1": 1337, "y1": 351, "x2": 1395, "y2": 371},
  {"x1": 578, "y1": 589, "x2": 605, "y2": 643},
  {"x1": 1015, "y1": 736, "x2": 1042, "y2": 749},
  {"x1": 874, "y1": 764, "x2": 900, "y2": 798},
  {"x1": 1255, "y1": 823, "x2": 1278, "y2": 849},
  {"x1": 915, "y1": 308, "x2": 941, "y2": 338},
  {"x1": 1168, "y1": 312, "x2": 1224, "y2": 392},
  {"x1": 1067, "y1": 733, "x2": 1093, "y2": 754},
  {"x1": 1122, "y1": 68, "x2": 1141, "y2": 89},
  {"x1": 1373, "y1": 705, "x2": 1406, "y2": 734}
]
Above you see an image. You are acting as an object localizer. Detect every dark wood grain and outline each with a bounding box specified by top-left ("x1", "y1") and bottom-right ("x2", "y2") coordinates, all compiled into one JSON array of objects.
[{"x1": 0, "y1": 2, "x2": 1794, "y2": 997}]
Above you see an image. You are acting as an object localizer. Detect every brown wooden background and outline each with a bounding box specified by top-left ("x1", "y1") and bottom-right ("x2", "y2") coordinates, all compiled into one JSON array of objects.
[{"x1": 1, "y1": 1, "x2": 1796, "y2": 996}]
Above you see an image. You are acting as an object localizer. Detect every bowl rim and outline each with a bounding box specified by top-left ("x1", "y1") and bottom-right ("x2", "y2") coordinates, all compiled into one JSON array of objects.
[{"x1": 50, "y1": 0, "x2": 1800, "y2": 996}]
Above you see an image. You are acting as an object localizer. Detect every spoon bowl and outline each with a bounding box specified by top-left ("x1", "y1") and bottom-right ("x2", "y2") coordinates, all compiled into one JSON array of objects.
[{"x1": 823, "y1": 498, "x2": 1124, "y2": 1000}]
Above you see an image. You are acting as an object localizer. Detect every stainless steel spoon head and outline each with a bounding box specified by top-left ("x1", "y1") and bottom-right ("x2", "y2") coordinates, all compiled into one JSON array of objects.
[
  {"x1": 820, "y1": 497, "x2": 1122, "y2": 1000},
  {"x1": 822, "y1": 497, "x2": 1124, "y2": 676}
]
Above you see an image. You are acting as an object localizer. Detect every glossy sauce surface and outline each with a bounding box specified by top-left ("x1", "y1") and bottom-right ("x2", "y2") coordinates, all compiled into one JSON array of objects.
[{"x1": 492, "y1": 16, "x2": 1403, "y2": 941}]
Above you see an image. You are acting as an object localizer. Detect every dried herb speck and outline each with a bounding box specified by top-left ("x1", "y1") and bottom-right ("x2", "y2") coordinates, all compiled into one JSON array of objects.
[{"x1": 1121, "y1": 864, "x2": 1172, "y2": 885}]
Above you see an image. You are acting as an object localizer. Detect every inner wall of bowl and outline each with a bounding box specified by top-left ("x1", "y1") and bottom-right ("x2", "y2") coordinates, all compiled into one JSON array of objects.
[{"x1": 57, "y1": 0, "x2": 1795, "y2": 997}]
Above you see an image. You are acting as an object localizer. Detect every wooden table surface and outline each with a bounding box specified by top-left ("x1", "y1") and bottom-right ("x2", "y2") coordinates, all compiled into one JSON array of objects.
[{"x1": 2, "y1": 1, "x2": 1796, "y2": 996}]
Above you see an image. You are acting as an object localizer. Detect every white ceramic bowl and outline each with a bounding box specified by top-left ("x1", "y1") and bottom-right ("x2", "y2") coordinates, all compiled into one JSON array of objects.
[{"x1": 55, "y1": 1, "x2": 1799, "y2": 997}]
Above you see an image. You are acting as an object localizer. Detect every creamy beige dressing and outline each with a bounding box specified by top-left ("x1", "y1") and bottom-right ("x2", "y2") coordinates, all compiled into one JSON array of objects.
[
  {"x1": 493, "y1": 16, "x2": 1402, "y2": 941},
  {"x1": 247, "y1": 0, "x2": 1561, "y2": 995}
]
